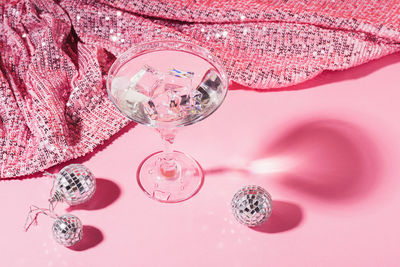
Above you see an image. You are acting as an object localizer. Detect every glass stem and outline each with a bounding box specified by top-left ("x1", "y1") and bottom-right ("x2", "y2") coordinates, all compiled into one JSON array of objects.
[{"x1": 158, "y1": 128, "x2": 178, "y2": 178}]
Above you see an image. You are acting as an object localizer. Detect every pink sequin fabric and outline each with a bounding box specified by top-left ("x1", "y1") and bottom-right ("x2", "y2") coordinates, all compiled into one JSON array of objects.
[{"x1": 1, "y1": 0, "x2": 400, "y2": 178}]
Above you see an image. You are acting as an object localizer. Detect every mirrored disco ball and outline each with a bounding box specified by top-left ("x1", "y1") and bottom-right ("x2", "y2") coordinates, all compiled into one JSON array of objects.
[
  {"x1": 52, "y1": 214, "x2": 83, "y2": 246},
  {"x1": 231, "y1": 185, "x2": 273, "y2": 227},
  {"x1": 53, "y1": 164, "x2": 96, "y2": 205}
]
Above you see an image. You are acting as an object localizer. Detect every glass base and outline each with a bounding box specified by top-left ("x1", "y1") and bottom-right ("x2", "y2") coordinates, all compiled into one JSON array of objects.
[{"x1": 137, "y1": 151, "x2": 204, "y2": 203}]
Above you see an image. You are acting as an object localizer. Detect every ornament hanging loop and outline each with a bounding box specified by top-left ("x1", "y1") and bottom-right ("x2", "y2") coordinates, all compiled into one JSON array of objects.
[
  {"x1": 24, "y1": 205, "x2": 58, "y2": 232},
  {"x1": 48, "y1": 190, "x2": 64, "y2": 213}
]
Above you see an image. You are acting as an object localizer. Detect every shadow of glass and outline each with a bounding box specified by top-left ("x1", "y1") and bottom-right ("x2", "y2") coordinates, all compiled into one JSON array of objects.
[
  {"x1": 67, "y1": 178, "x2": 121, "y2": 211},
  {"x1": 258, "y1": 119, "x2": 382, "y2": 203},
  {"x1": 69, "y1": 225, "x2": 104, "y2": 251},
  {"x1": 205, "y1": 119, "x2": 382, "y2": 205},
  {"x1": 252, "y1": 200, "x2": 303, "y2": 234}
]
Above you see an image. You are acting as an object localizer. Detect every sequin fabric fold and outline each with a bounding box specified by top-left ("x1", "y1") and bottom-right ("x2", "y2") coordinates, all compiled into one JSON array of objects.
[{"x1": 1, "y1": 0, "x2": 399, "y2": 178}]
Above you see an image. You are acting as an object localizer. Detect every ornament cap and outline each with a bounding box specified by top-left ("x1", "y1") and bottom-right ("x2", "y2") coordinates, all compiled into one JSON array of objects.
[{"x1": 50, "y1": 190, "x2": 64, "y2": 203}]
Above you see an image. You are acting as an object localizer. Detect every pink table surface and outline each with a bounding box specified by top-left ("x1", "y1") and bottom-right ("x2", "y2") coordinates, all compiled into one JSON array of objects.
[{"x1": 1, "y1": 53, "x2": 400, "y2": 267}]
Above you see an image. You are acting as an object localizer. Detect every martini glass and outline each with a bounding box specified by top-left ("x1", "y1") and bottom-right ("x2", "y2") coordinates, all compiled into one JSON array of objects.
[{"x1": 106, "y1": 40, "x2": 228, "y2": 203}]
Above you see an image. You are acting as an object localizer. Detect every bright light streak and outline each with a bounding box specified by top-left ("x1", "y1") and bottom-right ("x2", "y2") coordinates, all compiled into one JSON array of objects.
[{"x1": 248, "y1": 156, "x2": 297, "y2": 174}]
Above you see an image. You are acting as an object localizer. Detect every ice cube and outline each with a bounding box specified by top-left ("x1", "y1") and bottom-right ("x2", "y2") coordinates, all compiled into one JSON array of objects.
[
  {"x1": 148, "y1": 88, "x2": 192, "y2": 122},
  {"x1": 120, "y1": 66, "x2": 199, "y2": 123},
  {"x1": 191, "y1": 90, "x2": 203, "y2": 113},
  {"x1": 190, "y1": 86, "x2": 212, "y2": 114},
  {"x1": 110, "y1": 76, "x2": 130, "y2": 99},
  {"x1": 155, "y1": 68, "x2": 194, "y2": 98},
  {"x1": 200, "y1": 68, "x2": 223, "y2": 93},
  {"x1": 125, "y1": 90, "x2": 150, "y2": 105},
  {"x1": 118, "y1": 89, "x2": 150, "y2": 118},
  {"x1": 149, "y1": 90, "x2": 176, "y2": 122},
  {"x1": 142, "y1": 100, "x2": 158, "y2": 120},
  {"x1": 190, "y1": 69, "x2": 222, "y2": 113},
  {"x1": 129, "y1": 65, "x2": 164, "y2": 97},
  {"x1": 179, "y1": 94, "x2": 191, "y2": 111},
  {"x1": 164, "y1": 83, "x2": 182, "y2": 92}
]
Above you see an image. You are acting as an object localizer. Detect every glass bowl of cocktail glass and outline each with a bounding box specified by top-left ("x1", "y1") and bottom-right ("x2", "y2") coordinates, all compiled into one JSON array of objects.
[{"x1": 106, "y1": 40, "x2": 229, "y2": 203}]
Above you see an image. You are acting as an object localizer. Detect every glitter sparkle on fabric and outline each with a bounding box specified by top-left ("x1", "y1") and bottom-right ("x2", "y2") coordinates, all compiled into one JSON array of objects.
[{"x1": 0, "y1": 0, "x2": 399, "y2": 178}]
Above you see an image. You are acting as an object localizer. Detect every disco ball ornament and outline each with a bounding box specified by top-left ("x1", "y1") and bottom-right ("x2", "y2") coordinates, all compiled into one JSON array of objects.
[
  {"x1": 52, "y1": 214, "x2": 83, "y2": 246},
  {"x1": 231, "y1": 185, "x2": 273, "y2": 227},
  {"x1": 51, "y1": 164, "x2": 96, "y2": 206}
]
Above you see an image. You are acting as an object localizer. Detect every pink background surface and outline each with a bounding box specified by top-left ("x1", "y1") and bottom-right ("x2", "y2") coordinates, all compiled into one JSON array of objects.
[{"x1": 1, "y1": 53, "x2": 400, "y2": 266}]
